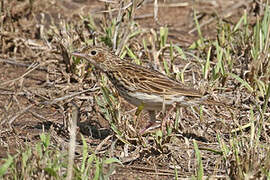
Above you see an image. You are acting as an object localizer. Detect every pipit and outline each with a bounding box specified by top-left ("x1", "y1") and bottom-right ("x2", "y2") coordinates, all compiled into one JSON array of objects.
[{"x1": 72, "y1": 46, "x2": 213, "y2": 128}]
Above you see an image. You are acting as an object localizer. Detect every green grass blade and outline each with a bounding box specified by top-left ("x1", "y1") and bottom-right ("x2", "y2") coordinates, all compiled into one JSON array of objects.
[
  {"x1": 203, "y1": 47, "x2": 211, "y2": 80},
  {"x1": 193, "y1": 140, "x2": 203, "y2": 180},
  {"x1": 229, "y1": 72, "x2": 253, "y2": 92},
  {"x1": 103, "y1": 158, "x2": 123, "y2": 166},
  {"x1": 174, "y1": 45, "x2": 187, "y2": 60},
  {"x1": 0, "y1": 155, "x2": 13, "y2": 177}
]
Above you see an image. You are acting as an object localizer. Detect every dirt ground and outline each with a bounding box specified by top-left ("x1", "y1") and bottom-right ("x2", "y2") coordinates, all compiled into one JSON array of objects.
[{"x1": 0, "y1": 0, "x2": 264, "y2": 179}]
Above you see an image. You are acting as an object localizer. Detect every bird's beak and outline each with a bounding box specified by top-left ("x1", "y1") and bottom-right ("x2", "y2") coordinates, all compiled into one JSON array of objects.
[{"x1": 72, "y1": 51, "x2": 86, "y2": 58}]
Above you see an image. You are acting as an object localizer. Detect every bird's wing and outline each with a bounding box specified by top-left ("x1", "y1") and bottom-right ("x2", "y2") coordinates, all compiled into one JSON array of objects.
[{"x1": 118, "y1": 62, "x2": 202, "y2": 97}]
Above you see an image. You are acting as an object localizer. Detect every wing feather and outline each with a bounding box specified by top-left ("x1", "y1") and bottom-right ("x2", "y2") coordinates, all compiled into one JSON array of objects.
[{"x1": 116, "y1": 62, "x2": 202, "y2": 97}]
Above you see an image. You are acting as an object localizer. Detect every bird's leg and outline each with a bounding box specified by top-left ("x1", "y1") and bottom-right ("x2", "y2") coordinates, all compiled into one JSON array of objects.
[
  {"x1": 161, "y1": 104, "x2": 176, "y2": 132},
  {"x1": 162, "y1": 95, "x2": 166, "y2": 114},
  {"x1": 148, "y1": 110, "x2": 157, "y2": 123},
  {"x1": 139, "y1": 110, "x2": 160, "y2": 134}
]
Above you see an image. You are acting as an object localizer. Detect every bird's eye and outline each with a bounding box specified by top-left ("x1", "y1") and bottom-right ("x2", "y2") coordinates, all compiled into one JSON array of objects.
[{"x1": 90, "y1": 50, "x2": 97, "y2": 56}]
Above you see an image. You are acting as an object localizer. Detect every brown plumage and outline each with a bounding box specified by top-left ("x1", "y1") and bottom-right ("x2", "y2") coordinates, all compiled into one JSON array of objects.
[{"x1": 72, "y1": 46, "x2": 209, "y2": 123}]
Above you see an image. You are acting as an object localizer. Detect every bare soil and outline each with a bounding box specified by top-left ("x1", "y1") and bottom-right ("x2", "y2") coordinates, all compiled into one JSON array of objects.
[{"x1": 0, "y1": 0, "x2": 262, "y2": 179}]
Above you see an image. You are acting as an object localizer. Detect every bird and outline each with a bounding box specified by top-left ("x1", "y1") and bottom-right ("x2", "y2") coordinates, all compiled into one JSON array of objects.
[{"x1": 72, "y1": 46, "x2": 215, "y2": 129}]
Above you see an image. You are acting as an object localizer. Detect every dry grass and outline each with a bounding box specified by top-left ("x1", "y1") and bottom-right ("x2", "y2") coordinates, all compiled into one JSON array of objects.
[{"x1": 0, "y1": 0, "x2": 270, "y2": 179}]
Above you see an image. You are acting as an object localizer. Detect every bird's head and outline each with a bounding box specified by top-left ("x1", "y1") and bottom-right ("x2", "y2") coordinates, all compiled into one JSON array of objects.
[{"x1": 72, "y1": 46, "x2": 113, "y2": 72}]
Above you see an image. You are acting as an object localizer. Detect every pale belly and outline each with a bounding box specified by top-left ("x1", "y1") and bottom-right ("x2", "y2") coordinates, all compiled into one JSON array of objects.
[{"x1": 119, "y1": 91, "x2": 187, "y2": 110}]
